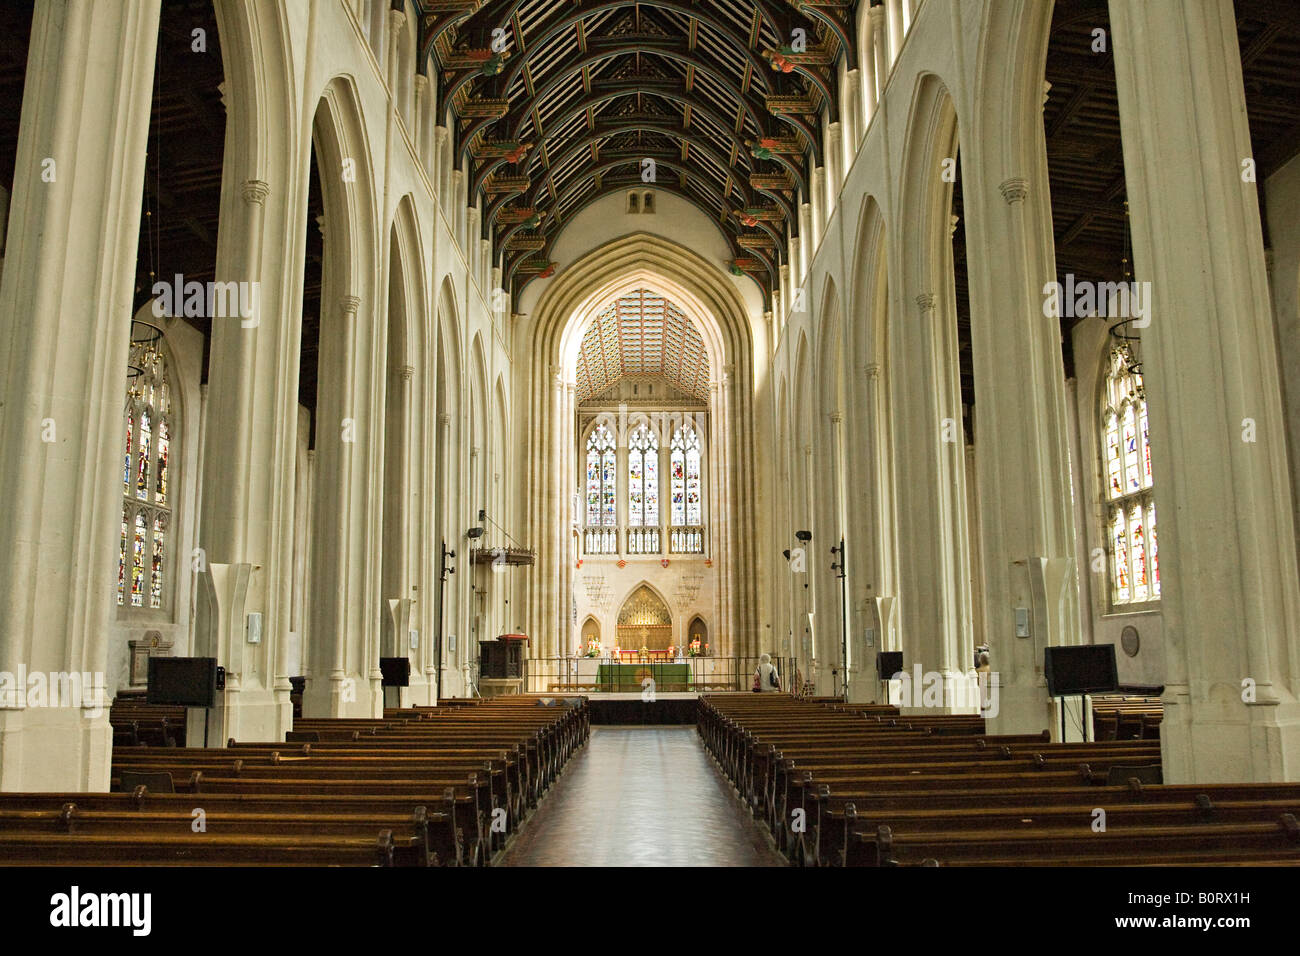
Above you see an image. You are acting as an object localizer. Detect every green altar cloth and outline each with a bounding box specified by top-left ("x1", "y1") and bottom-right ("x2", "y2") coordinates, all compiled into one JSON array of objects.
[{"x1": 596, "y1": 663, "x2": 692, "y2": 691}]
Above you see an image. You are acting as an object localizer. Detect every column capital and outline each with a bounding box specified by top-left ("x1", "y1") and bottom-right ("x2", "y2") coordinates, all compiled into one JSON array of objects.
[
  {"x1": 915, "y1": 292, "x2": 936, "y2": 311},
  {"x1": 399, "y1": 365, "x2": 415, "y2": 382},
  {"x1": 869, "y1": 3, "x2": 885, "y2": 23},
  {"x1": 434, "y1": 125, "x2": 450, "y2": 144},
  {"x1": 864, "y1": 362, "x2": 882, "y2": 380},
  {"x1": 242, "y1": 179, "x2": 270, "y2": 205},
  {"x1": 387, "y1": 8, "x2": 407, "y2": 32},
  {"x1": 340, "y1": 294, "x2": 361, "y2": 314},
  {"x1": 829, "y1": 411, "x2": 843, "y2": 424},
  {"x1": 999, "y1": 178, "x2": 1029, "y2": 205},
  {"x1": 439, "y1": 413, "x2": 451, "y2": 426}
]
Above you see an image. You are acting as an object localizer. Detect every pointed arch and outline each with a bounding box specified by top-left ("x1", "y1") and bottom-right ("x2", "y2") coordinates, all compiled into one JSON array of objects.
[{"x1": 522, "y1": 233, "x2": 763, "y2": 658}]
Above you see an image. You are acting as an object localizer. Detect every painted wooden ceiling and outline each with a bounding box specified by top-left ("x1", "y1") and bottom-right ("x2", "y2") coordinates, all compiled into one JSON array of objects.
[
  {"x1": 422, "y1": 0, "x2": 859, "y2": 306},
  {"x1": 574, "y1": 289, "x2": 710, "y2": 402}
]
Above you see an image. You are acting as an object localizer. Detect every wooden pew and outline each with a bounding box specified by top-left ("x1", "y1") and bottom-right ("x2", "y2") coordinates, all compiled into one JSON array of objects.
[{"x1": 698, "y1": 694, "x2": 1300, "y2": 868}]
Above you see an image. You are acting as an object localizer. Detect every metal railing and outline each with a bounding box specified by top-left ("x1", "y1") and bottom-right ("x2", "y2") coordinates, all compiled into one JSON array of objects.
[{"x1": 523, "y1": 656, "x2": 796, "y2": 694}]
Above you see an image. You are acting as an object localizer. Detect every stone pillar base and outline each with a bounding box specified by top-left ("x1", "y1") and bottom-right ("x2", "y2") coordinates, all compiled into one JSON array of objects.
[
  {"x1": 985, "y1": 679, "x2": 1055, "y2": 738},
  {"x1": 0, "y1": 708, "x2": 112, "y2": 792},
  {"x1": 300, "y1": 674, "x2": 384, "y2": 719},
  {"x1": 184, "y1": 686, "x2": 292, "y2": 747},
  {"x1": 1161, "y1": 692, "x2": 1300, "y2": 784},
  {"x1": 891, "y1": 668, "x2": 985, "y2": 715}
]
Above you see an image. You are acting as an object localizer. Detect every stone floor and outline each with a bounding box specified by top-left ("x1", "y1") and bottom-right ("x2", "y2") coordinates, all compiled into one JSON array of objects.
[{"x1": 497, "y1": 725, "x2": 787, "y2": 867}]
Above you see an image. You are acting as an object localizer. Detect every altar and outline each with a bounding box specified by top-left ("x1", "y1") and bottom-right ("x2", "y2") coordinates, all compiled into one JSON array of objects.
[{"x1": 595, "y1": 662, "x2": 692, "y2": 692}]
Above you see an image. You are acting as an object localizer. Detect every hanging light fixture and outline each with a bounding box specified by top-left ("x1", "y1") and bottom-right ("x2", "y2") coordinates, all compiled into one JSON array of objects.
[
  {"x1": 1107, "y1": 199, "x2": 1143, "y2": 391},
  {"x1": 126, "y1": 317, "x2": 165, "y2": 401}
]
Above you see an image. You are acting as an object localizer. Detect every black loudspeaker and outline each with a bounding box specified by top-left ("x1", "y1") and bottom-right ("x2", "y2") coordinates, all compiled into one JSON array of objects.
[
  {"x1": 877, "y1": 651, "x2": 904, "y2": 681},
  {"x1": 1044, "y1": 644, "x2": 1118, "y2": 696},
  {"x1": 380, "y1": 657, "x2": 411, "y2": 687},
  {"x1": 147, "y1": 657, "x2": 218, "y2": 707}
]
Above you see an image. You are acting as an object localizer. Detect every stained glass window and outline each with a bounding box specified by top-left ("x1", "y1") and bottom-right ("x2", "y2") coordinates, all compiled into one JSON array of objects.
[
  {"x1": 628, "y1": 424, "x2": 659, "y2": 527},
  {"x1": 119, "y1": 341, "x2": 175, "y2": 612},
  {"x1": 151, "y1": 515, "x2": 166, "y2": 609},
  {"x1": 156, "y1": 419, "x2": 169, "y2": 504},
  {"x1": 131, "y1": 512, "x2": 146, "y2": 607},
  {"x1": 136, "y1": 408, "x2": 152, "y2": 500},
  {"x1": 1101, "y1": 344, "x2": 1158, "y2": 606},
  {"x1": 670, "y1": 424, "x2": 702, "y2": 527},
  {"x1": 586, "y1": 424, "x2": 616, "y2": 527},
  {"x1": 118, "y1": 511, "x2": 127, "y2": 604},
  {"x1": 124, "y1": 411, "x2": 133, "y2": 492},
  {"x1": 1148, "y1": 502, "x2": 1160, "y2": 597}
]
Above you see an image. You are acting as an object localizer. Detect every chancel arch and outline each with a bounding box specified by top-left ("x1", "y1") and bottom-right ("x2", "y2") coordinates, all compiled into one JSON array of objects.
[{"x1": 519, "y1": 232, "x2": 763, "y2": 662}]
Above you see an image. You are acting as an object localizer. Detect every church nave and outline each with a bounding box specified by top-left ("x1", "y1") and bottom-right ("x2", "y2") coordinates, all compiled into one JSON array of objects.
[{"x1": 497, "y1": 726, "x2": 784, "y2": 868}]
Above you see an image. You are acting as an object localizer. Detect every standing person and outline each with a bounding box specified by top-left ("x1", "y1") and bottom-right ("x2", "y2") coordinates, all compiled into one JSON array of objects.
[{"x1": 754, "y1": 653, "x2": 780, "y2": 693}]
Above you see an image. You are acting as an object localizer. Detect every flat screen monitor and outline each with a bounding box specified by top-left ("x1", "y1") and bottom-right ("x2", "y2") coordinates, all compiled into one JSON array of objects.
[
  {"x1": 147, "y1": 657, "x2": 218, "y2": 707},
  {"x1": 877, "y1": 651, "x2": 904, "y2": 681},
  {"x1": 1044, "y1": 644, "x2": 1118, "y2": 696},
  {"x1": 380, "y1": 657, "x2": 411, "y2": 687}
]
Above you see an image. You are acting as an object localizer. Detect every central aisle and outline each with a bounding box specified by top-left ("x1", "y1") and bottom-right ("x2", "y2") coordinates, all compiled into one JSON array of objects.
[{"x1": 498, "y1": 725, "x2": 786, "y2": 866}]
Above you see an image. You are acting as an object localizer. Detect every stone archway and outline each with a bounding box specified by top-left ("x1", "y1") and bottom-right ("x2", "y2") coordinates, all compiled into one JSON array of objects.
[
  {"x1": 518, "y1": 232, "x2": 765, "y2": 660},
  {"x1": 616, "y1": 585, "x2": 672, "y2": 651}
]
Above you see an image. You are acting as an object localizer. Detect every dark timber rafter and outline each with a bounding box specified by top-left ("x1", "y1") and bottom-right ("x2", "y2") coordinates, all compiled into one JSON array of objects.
[{"x1": 418, "y1": 0, "x2": 856, "y2": 306}]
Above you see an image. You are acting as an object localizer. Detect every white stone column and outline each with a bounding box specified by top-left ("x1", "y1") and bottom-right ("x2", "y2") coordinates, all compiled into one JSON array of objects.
[
  {"x1": 826, "y1": 122, "x2": 843, "y2": 205},
  {"x1": 886, "y1": 0, "x2": 904, "y2": 66},
  {"x1": 547, "y1": 368, "x2": 566, "y2": 659},
  {"x1": 843, "y1": 72, "x2": 860, "y2": 151},
  {"x1": 466, "y1": 204, "x2": 480, "y2": 281},
  {"x1": 870, "y1": 5, "x2": 889, "y2": 102},
  {"x1": 190, "y1": 175, "x2": 299, "y2": 743},
  {"x1": 1109, "y1": 0, "x2": 1300, "y2": 782},
  {"x1": 433, "y1": 412, "x2": 450, "y2": 698},
  {"x1": 829, "y1": 410, "x2": 849, "y2": 685},
  {"x1": 810, "y1": 170, "x2": 825, "y2": 253},
  {"x1": 302, "y1": 294, "x2": 362, "y2": 718},
  {"x1": 414, "y1": 75, "x2": 432, "y2": 181},
  {"x1": 451, "y1": 169, "x2": 465, "y2": 238},
  {"x1": 956, "y1": 177, "x2": 1080, "y2": 735},
  {"x1": 0, "y1": 0, "x2": 161, "y2": 790},
  {"x1": 561, "y1": 382, "x2": 576, "y2": 658},
  {"x1": 798, "y1": 201, "x2": 813, "y2": 281},
  {"x1": 892, "y1": 293, "x2": 968, "y2": 710},
  {"x1": 434, "y1": 126, "x2": 450, "y2": 210}
]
